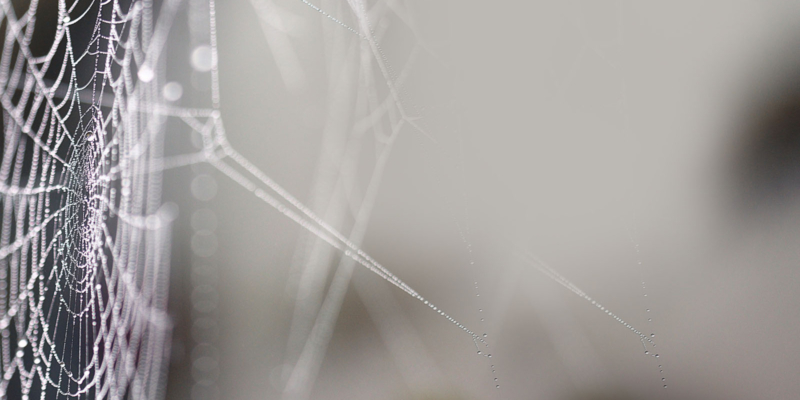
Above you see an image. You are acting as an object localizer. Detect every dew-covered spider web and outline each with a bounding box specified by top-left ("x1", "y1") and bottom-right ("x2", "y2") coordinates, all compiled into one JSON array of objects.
[
  {"x1": 0, "y1": 0, "x2": 666, "y2": 399},
  {"x1": 0, "y1": 0, "x2": 174, "y2": 398}
]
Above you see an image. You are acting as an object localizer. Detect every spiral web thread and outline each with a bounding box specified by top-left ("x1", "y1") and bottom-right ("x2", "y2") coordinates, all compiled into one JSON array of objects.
[{"x1": 0, "y1": 0, "x2": 172, "y2": 398}]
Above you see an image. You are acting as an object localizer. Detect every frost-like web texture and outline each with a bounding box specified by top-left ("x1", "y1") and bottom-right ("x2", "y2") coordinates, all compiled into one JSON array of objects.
[
  {"x1": 0, "y1": 0, "x2": 481, "y2": 398},
  {"x1": 0, "y1": 0, "x2": 171, "y2": 398},
  {"x1": 0, "y1": 0, "x2": 669, "y2": 398}
]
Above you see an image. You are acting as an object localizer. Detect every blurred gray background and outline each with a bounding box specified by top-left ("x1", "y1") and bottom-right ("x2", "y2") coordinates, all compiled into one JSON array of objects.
[{"x1": 157, "y1": 1, "x2": 800, "y2": 399}]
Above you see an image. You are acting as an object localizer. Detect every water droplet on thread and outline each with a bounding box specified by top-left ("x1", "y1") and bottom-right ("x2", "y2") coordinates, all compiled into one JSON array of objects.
[
  {"x1": 138, "y1": 66, "x2": 154, "y2": 82},
  {"x1": 191, "y1": 45, "x2": 214, "y2": 72},
  {"x1": 163, "y1": 81, "x2": 183, "y2": 101}
]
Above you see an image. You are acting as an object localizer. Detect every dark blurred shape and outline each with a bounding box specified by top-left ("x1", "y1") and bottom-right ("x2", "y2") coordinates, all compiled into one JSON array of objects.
[{"x1": 733, "y1": 83, "x2": 800, "y2": 212}]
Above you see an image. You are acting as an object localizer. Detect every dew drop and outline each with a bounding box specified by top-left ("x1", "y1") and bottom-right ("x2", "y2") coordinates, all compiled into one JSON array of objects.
[
  {"x1": 163, "y1": 82, "x2": 184, "y2": 101},
  {"x1": 191, "y1": 45, "x2": 214, "y2": 72},
  {"x1": 137, "y1": 66, "x2": 154, "y2": 82}
]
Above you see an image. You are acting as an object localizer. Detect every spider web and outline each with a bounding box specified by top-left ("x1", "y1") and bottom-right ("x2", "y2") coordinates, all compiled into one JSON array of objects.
[
  {"x1": 0, "y1": 0, "x2": 665, "y2": 399},
  {"x1": 0, "y1": 0, "x2": 485, "y2": 398},
  {"x1": 0, "y1": 0, "x2": 172, "y2": 398}
]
